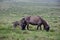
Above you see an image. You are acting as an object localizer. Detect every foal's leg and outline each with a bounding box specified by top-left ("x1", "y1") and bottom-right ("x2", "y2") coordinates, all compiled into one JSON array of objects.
[{"x1": 13, "y1": 24, "x2": 17, "y2": 29}]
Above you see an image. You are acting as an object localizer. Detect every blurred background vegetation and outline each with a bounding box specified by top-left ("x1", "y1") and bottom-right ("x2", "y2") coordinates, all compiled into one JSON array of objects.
[{"x1": 0, "y1": 0, "x2": 60, "y2": 40}]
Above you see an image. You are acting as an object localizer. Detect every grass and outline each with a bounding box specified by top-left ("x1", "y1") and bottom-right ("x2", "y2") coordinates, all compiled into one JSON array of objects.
[{"x1": 0, "y1": 5, "x2": 60, "y2": 40}]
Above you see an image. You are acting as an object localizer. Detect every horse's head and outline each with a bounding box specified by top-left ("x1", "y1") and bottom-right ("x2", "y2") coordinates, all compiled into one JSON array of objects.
[
  {"x1": 44, "y1": 25, "x2": 50, "y2": 31},
  {"x1": 20, "y1": 18, "x2": 27, "y2": 30},
  {"x1": 42, "y1": 19, "x2": 50, "y2": 32}
]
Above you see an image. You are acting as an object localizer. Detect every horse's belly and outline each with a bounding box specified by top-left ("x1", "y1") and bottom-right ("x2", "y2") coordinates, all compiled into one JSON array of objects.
[
  {"x1": 29, "y1": 21, "x2": 38, "y2": 25},
  {"x1": 29, "y1": 22, "x2": 38, "y2": 25}
]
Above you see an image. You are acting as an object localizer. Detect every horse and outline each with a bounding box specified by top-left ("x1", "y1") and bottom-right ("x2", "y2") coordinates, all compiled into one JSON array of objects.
[{"x1": 20, "y1": 16, "x2": 50, "y2": 31}]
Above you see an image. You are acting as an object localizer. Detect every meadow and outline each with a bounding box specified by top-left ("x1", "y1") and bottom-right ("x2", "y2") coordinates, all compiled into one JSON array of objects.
[{"x1": 0, "y1": 5, "x2": 60, "y2": 40}]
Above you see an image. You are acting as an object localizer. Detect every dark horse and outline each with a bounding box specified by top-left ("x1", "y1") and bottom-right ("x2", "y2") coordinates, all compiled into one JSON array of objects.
[
  {"x1": 12, "y1": 16, "x2": 50, "y2": 31},
  {"x1": 20, "y1": 16, "x2": 50, "y2": 31}
]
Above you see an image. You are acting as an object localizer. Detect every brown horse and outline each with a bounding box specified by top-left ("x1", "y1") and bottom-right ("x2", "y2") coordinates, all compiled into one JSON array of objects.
[{"x1": 20, "y1": 16, "x2": 50, "y2": 31}]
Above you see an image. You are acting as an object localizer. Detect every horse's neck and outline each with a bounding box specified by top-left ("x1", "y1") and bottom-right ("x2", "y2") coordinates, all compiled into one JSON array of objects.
[{"x1": 42, "y1": 19, "x2": 48, "y2": 27}]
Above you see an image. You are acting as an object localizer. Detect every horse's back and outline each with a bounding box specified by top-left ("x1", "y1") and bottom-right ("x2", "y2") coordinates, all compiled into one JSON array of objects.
[{"x1": 25, "y1": 16, "x2": 42, "y2": 25}]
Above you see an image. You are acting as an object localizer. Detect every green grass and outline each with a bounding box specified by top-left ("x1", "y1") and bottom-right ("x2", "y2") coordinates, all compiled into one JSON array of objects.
[{"x1": 0, "y1": 5, "x2": 60, "y2": 40}]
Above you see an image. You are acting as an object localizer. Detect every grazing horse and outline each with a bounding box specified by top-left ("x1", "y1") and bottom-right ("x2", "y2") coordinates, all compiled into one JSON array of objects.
[{"x1": 20, "y1": 16, "x2": 50, "y2": 31}]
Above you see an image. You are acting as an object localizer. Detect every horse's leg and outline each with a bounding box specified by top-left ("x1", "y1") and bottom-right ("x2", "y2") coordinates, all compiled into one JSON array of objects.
[
  {"x1": 43, "y1": 26, "x2": 45, "y2": 30},
  {"x1": 37, "y1": 25, "x2": 40, "y2": 30},
  {"x1": 39, "y1": 24, "x2": 42, "y2": 30},
  {"x1": 27, "y1": 23, "x2": 29, "y2": 30},
  {"x1": 37, "y1": 22, "x2": 42, "y2": 30}
]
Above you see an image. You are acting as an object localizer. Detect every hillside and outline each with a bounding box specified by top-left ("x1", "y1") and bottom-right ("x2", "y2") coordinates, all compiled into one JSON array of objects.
[{"x1": 0, "y1": 0, "x2": 60, "y2": 40}]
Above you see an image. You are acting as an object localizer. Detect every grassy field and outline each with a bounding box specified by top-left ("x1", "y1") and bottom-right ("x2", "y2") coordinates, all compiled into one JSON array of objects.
[{"x1": 0, "y1": 5, "x2": 60, "y2": 40}]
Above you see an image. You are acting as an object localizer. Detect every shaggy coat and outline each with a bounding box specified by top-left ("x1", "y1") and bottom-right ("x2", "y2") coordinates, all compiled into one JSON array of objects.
[{"x1": 20, "y1": 16, "x2": 50, "y2": 31}]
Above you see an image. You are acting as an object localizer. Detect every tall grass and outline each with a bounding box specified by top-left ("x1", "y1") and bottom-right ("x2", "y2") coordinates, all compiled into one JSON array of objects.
[{"x1": 0, "y1": 5, "x2": 60, "y2": 40}]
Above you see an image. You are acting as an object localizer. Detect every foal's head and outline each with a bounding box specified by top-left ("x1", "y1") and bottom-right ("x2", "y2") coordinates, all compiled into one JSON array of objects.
[{"x1": 12, "y1": 21, "x2": 19, "y2": 28}]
